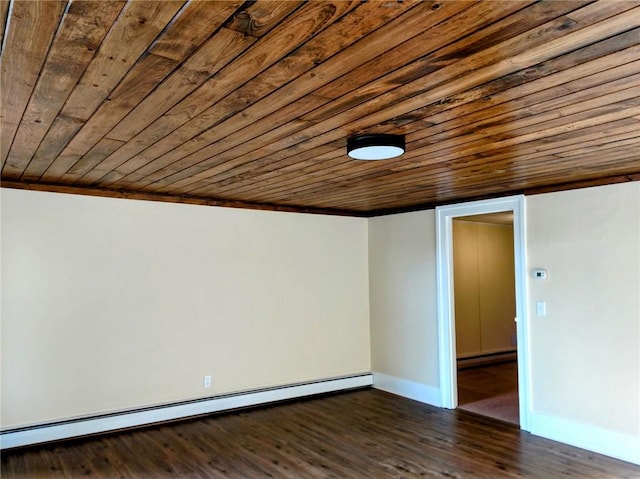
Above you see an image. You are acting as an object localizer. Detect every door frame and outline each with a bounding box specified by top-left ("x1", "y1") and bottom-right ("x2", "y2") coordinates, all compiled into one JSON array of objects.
[{"x1": 435, "y1": 195, "x2": 530, "y2": 431}]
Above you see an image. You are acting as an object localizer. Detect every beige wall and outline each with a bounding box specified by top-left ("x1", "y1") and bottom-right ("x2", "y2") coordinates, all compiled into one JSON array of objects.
[
  {"x1": 368, "y1": 210, "x2": 439, "y2": 386},
  {"x1": 3, "y1": 182, "x2": 639, "y2": 461},
  {"x1": 1, "y1": 189, "x2": 370, "y2": 428},
  {"x1": 368, "y1": 182, "x2": 640, "y2": 462},
  {"x1": 453, "y1": 220, "x2": 516, "y2": 358},
  {"x1": 527, "y1": 182, "x2": 639, "y2": 436}
]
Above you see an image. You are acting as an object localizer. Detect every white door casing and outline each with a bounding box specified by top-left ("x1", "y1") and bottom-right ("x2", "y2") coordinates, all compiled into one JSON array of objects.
[{"x1": 436, "y1": 195, "x2": 530, "y2": 431}]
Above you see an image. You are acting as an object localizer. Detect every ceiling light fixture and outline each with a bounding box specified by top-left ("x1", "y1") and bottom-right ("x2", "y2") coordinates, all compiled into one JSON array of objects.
[{"x1": 347, "y1": 134, "x2": 405, "y2": 160}]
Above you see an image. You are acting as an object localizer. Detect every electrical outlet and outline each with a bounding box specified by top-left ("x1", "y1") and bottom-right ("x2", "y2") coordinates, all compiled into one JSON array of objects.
[
  {"x1": 536, "y1": 301, "x2": 547, "y2": 316},
  {"x1": 203, "y1": 375, "x2": 211, "y2": 388}
]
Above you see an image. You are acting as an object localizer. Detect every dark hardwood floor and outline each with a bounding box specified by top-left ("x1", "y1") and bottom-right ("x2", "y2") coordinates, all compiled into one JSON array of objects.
[{"x1": 2, "y1": 388, "x2": 639, "y2": 478}]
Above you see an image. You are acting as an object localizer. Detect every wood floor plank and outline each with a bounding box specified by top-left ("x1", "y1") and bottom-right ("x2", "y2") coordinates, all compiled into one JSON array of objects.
[{"x1": 2, "y1": 389, "x2": 639, "y2": 478}]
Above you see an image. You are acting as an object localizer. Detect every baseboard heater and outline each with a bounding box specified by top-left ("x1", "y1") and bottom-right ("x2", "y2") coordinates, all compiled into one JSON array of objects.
[
  {"x1": 0, "y1": 373, "x2": 373, "y2": 450},
  {"x1": 457, "y1": 350, "x2": 517, "y2": 369}
]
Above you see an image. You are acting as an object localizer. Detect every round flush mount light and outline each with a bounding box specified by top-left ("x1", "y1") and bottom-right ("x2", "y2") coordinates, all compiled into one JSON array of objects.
[{"x1": 347, "y1": 134, "x2": 405, "y2": 160}]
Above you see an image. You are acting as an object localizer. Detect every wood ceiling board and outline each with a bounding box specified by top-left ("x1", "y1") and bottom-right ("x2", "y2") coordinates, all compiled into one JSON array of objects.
[
  {"x1": 233, "y1": 45, "x2": 640, "y2": 201},
  {"x1": 170, "y1": 3, "x2": 640, "y2": 201},
  {"x1": 23, "y1": 0, "x2": 187, "y2": 183},
  {"x1": 58, "y1": 1, "x2": 185, "y2": 121},
  {"x1": 2, "y1": 1, "x2": 639, "y2": 216},
  {"x1": 0, "y1": 0, "x2": 9, "y2": 52},
  {"x1": 0, "y1": 0, "x2": 67, "y2": 166},
  {"x1": 38, "y1": 53, "x2": 179, "y2": 181},
  {"x1": 276, "y1": 105, "x2": 640, "y2": 207},
  {"x1": 386, "y1": 125, "x2": 640, "y2": 189},
  {"x1": 130, "y1": 0, "x2": 539, "y2": 193},
  {"x1": 9, "y1": 1, "x2": 126, "y2": 181},
  {"x1": 65, "y1": 27, "x2": 255, "y2": 185},
  {"x1": 40, "y1": 1, "x2": 244, "y2": 183},
  {"x1": 101, "y1": 2, "x2": 430, "y2": 193},
  {"x1": 200, "y1": 1, "x2": 576, "y2": 180},
  {"x1": 95, "y1": 0, "x2": 452, "y2": 191},
  {"x1": 89, "y1": 0, "x2": 357, "y2": 184},
  {"x1": 330, "y1": 149, "x2": 640, "y2": 207},
  {"x1": 242, "y1": 110, "x2": 640, "y2": 208},
  {"x1": 206, "y1": 58, "x2": 640, "y2": 199},
  {"x1": 103, "y1": 0, "x2": 298, "y2": 144}
]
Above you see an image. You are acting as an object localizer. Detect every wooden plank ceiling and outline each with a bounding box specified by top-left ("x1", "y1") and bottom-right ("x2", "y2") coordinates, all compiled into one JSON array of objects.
[{"x1": 1, "y1": 0, "x2": 639, "y2": 216}]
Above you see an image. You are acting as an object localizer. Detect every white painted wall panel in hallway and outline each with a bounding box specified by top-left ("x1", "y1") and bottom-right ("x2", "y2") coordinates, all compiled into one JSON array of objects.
[{"x1": 453, "y1": 220, "x2": 516, "y2": 358}]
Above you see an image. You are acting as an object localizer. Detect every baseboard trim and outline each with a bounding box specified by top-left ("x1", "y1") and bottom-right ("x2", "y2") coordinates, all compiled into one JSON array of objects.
[
  {"x1": 372, "y1": 372, "x2": 441, "y2": 407},
  {"x1": 0, "y1": 373, "x2": 373, "y2": 450},
  {"x1": 529, "y1": 411, "x2": 640, "y2": 466}
]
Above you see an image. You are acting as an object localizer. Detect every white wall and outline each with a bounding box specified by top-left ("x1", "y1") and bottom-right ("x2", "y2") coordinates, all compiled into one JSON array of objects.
[
  {"x1": 1, "y1": 189, "x2": 370, "y2": 428},
  {"x1": 368, "y1": 210, "x2": 440, "y2": 404}
]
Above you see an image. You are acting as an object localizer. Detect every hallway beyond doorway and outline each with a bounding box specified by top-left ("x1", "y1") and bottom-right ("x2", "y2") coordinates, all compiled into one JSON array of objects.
[{"x1": 458, "y1": 361, "x2": 519, "y2": 425}]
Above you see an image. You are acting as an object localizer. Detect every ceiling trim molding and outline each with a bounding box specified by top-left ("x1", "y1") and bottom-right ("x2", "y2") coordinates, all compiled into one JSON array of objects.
[
  {"x1": 367, "y1": 174, "x2": 640, "y2": 217},
  {"x1": 0, "y1": 181, "x2": 369, "y2": 218},
  {"x1": 3, "y1": 174, "x2": 638, "y2": 218}
]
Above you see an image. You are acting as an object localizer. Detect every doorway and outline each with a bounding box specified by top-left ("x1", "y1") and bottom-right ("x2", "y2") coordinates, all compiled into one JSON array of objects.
[
  {"x1": 453, "y1": 212, "x2": 518, "y2": 425},
  {"x1": 435, "y1": 195, "x2": 530, "y2": 431}
]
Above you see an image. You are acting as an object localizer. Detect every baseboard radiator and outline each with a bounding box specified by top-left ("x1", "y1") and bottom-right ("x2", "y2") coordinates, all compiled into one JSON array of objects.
[
  {"x1": 457, "y1": 350, "x2": 517, "y2": 369},
  {"x1": 0, "y1": 373, "x2": 373, "y2": 450}
]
